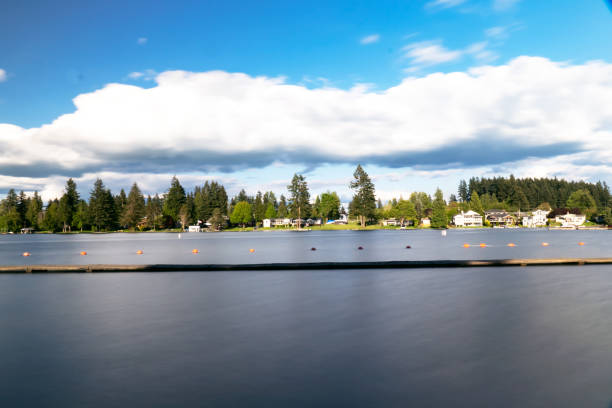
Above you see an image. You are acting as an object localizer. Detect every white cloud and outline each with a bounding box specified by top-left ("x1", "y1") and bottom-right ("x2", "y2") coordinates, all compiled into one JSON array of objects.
[
  {"x1": 493, "y1": 0, "x2": 520, "y2": 11},
  {"x1": 2, "y1": 57, "x2": 612, "y2": 199},
  {"x1": 360, "y1": 34, "x2": 380, "y2": 45},
  {"x1": 0, "y1": 69, "x2": 6, "y2": 82},
  {"x1": 402, "y1": 41, "x2": 463, "y2": 68},
  {"x1": 137, "y1": 37, "x2": 148, "y2": 45},
  {"x1": 127, "y1": 69, "x2": 158, "y2": 81},
  {"x1": 425, "y1": 0, "x2": 466, "y2": 9}
]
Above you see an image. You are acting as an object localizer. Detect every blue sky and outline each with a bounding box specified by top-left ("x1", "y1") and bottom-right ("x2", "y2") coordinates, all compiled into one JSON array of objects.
[{"x1": 1, "y1": 0, "x2": 612, "y2": 201}]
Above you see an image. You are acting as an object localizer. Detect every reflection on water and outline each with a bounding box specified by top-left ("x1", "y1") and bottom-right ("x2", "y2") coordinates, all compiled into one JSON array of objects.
[
  {"x1": 0, "y1": 229, "x2": 611, "y2": 265},
  {"x1": 1, "y1": 267, "x2": 612, "y2": 407}
]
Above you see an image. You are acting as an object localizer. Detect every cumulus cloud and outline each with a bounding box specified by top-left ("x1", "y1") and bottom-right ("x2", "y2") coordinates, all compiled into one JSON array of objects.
[
  {"x1": 360, "y1": 34, "x2": 380, "y2": 45},
  {"x1": 0, "y1": 68, "x2": 6, "y2": 82},
  {"x1": 2, "y1": 57, "x2": 612, "y2": 198},
  {"x1": 403, "y1": 41, "x2": 463, "y2": 69}
]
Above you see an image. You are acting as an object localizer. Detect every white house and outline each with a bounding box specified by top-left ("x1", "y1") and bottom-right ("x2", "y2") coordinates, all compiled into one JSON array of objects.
[
  {"x1": 522, "y1": 209, "x2": 550, "y2": 227},
  {"x1": 421, "y1": 217, "x2": 431, "y2": 227},
  {"x1": 555, "y1": 212, "x2": 586, "y2": 227},
  {"x1": 188, "y1": 225, "x2": 201, "y2": 232},
  {"x1": 453, "y1": 210, "x2": 483, "y2": 227},
  {"x1": 263, "y1": 218, "x2": 292, "y2": 228}
]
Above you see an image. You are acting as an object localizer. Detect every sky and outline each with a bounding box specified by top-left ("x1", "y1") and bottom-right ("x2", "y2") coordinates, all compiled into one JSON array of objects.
[{"x1": 1, "y1": 0, "x2": 612, "y2": 202}]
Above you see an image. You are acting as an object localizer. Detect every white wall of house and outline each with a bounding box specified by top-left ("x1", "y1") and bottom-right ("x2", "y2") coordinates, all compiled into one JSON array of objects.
[
  {"x1": 453, "y1": 211, "x2": 483, "y2": 227},
  {"x1": 555, "y1": 212, "x2": 586, "y2": 226}
]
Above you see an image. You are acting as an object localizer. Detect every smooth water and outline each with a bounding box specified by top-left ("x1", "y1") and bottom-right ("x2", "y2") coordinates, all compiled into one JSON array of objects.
[
  {"x1": 2, "y1": 231, "x2": 612, "y2": 407},
  {"x1": 2, "y1": 267, "x2": 612, "y2": 407},
  {"x1": 0, "y1": 229, "x2": 611, "y2": 265}
]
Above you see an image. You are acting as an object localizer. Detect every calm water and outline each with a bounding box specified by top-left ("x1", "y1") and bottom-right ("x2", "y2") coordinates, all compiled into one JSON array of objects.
[
  {"x1": 0, "y1": 229, "x2": 611, "y2": 265},
  {"x1": 2, "y1": 231, "x2": 612, "y2": 407}
]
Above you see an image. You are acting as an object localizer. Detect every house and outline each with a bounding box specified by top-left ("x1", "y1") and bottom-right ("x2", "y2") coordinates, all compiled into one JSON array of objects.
[
  {"x1": 555, "y1": 212, "x2": 586, "y2": 227},
  {"x1": 263, "y1": 218, "x2": 292, "y2": 228},
  {"x1": 188, "y1": 225, "x2": 201, "y2": 232},
  {"x1": 522, "y1": 209, "x2": 550, "y2": 228},
  {"x1": 485, "y1": 210, "x2": 515, "y2": 226},
  {"x1": 421, "y1": 217, "x2": 431, "y2": 227},
  {"x1": 383, "y1": 218, "x2": 401, "y2": 226},
  {"x1": 453, "y1": 210, "x2": 483, "y2": 227}
]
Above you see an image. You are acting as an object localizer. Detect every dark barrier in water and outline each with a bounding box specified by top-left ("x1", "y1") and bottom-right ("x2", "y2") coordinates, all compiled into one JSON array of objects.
[{"x1": 1, "y1": 258, "x2": 612, "y2": 273}]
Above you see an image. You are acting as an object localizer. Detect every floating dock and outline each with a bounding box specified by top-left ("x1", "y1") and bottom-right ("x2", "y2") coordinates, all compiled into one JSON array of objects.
[{"x1": 2, "y1": 258, "x2": 612, "y2": 273}]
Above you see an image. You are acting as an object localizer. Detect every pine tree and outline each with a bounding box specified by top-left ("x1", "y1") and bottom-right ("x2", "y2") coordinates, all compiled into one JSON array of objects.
[
  {"x1": 431, "y1": 188, "x2": 448, "y2": 228},
  {"x1": 26, "y1": 191, "x2": 43, "y2": 229},
  {"x1": 88, "y1": 178, "x2": 116, "y2": 231},
  {"x1": 287, "y1": 174, "x2": 311, "y2": 226},
  {"x1": 121, "y1": 183, "x2": 145, "y2": 229},
  {"x1": 470, "y1": 191, "x2": 485, "y2": 216},
  {"x1": 277, "y1": 195, "x2": 288, "y2": 218},
  {"x1": 163, "y1": 176, "x2": 186, "y2": 226},
  {"x1": 349, "y1": 165, "x2": 376, "y2": 228}
]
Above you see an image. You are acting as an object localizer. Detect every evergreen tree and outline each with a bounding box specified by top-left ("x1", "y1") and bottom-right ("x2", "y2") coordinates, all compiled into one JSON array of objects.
[
  {"x1": 396, "y1": 199, "x2": 417, "y2": 226},
  {"x1": 73, "y1": 200, "x2": 89, "y2": 231},
  {"x1": 431, "y1": 188, "x2": 448, "y2": 228},
  {"x1": 145, "y1": 194, "x2": 163, "y2": 230},
  {"x1": 0, "y1": 189, "x2": 20, "y2": 232},
  {"x1": 42, "y1": 200, "x2": 62, "y2": 232},
  {"x1": 349, "y1": 164, "x2": 376, "y2": 228},
  {"x1": 26, "y1": 191, "x2": 43, "y2": 229},
  {"x1": 277, "y1": 195, "x2": 288, "y2": 218},
  {"x1": 88, "y1": 178, "x2": 116, "y2": 231},
  {"x1": 264, "y1": 203, "x2": 276, "y2": 219},
  {"x1": 458, "y1": 180, "x2": 468, "y2": 202},
  {"x1": 58, "y1": 178, "x2": 80, "y2": 232},
  {"x1": 253, "y1": 191, "x2": 266, "y2": 223},
  {"x1": 163, "y1": 176, "x2": 186, "y2": 226},
  {"x1": 16, "y1": 191, "x2": 27, "y2": 228},
  {"x1": 121, "y1": 183, "x2": 145, "y2": 229},
  {"x1": 287, "y1": 174, "x2": 311, "y2": 225}
]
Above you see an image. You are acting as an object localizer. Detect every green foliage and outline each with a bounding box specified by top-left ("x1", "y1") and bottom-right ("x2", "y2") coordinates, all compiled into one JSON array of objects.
[
  {"x1": 318, "y1": 191, "x2": 341, "y2": 222},
  {"x1": 431, "y1": 188, "x2": 448, "y2": 228},
  {"x1": 409, "y1": 192, "x2": 432, "y2": 221},
  {"x1": 277, "y1": 195, "x2": 288, "y2": 218},
  {"x1": 163, "y1": 176, "x2": 186, "y2": 225},
  {"x1": 287, "y1": 174, "x2": 311, "y2": 222},
  {"x1": 566, "y1": 189, "x2": 597, "y2": 216},
  {"x1": 208, "y1": 207, "x2": 226, "y2": 230},
  {"x1": 73, "y1": 200, "x2": 89, "y2": 231},
  {"x1": 469, "y1": 191, "x2": 485, "y2": 216},
  {"x1": 145, "y1": 194, "x2": 163, "y2": 230},
  {"x1": 264, "y1": 203, "x2": 276, "y2": 219},
  {"x1": 230, "y1": 201, "x2": 253, "y2": 228},
  {"x1": 121, "y1": 183, "x2": 145, "y2": 229},
  {"x1": 194, "y1": 181, "x2": 229, "y2": 221},
  {"x1": 349, "y1": 164, "x2": 376, "y2": 227},
  {"x1": 88, "y1": 178, "x2": 117, "y2": 231}
]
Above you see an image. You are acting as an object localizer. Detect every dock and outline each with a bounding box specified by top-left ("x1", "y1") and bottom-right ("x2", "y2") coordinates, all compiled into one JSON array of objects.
[{"x1": 2, "y1": 258, "x2": 612, "y2": 273}]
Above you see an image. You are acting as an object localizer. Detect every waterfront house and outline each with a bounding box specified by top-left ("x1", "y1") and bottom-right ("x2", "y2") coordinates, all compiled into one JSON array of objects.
[
  {"x1": 188, "y1": 225, "x2": 201, "y2": 232},
  {"x1": 421, "y1": 217, "x2": 431, "y2": 227},
  {"x1": 555, "y1": 212, "x2": 586, "y2": 227},
  {"x1": 453, "y1": 210, "x2": 483, "y2": 227},
  {"x1": 485, "y1": 210, "x2": 515, "y2": 226},
  {"x1": 263, "y1": 218, "x2": 292, "y2": 228},
  {"x1": 383, "y1": 218, "x2": 401, "y2": 226},
  {"x1": 522, "y1": 209, "x2": 550, "y2": 227}
]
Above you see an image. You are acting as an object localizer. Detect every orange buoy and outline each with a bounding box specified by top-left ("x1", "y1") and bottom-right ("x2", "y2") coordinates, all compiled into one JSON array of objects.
[
  {"x1": 578, "y1": 242, "x2": 585, "y2": 246},
  {"x1": 22, "y1": 252, "x2": 31, "y2": 257},
  {"x1": 80, "y1": 251, "x2": 87, "y2": 256},
  {"x1": 136, "y1": 250, "x2": 143, "y2": 255},
  {"x1": 542, "y1": 242, "x2": 549, "y2": 247},
  {"x1": 507, "y1": 243, "x2": 515, "y2": 247},
  {"x1": 249, "y1": 248, "x2": 255, "y2": 253},
  {"x1": 463, "y1": 243, "x2": 470, "y2": 248},
  {"x1": 479, "y1": 243, "x2": 486, "y2": 248},
  {"x1": 192, "y1": 249, "x2": 199, "y2": 254}
]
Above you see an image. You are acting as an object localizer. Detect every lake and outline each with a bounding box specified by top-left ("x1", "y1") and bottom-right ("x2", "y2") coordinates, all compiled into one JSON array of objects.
[
  {"x1": 2, "y1": 230, "x2": 612, "y2": 407},
  {"x1": 0, "y1": 228, "x2": 611, "y2": 265}
]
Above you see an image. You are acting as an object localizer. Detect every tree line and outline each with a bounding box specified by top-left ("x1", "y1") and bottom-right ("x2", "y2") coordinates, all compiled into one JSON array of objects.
[{"x1": 1, "y1": 169, "x2": 611, "y2": 232}]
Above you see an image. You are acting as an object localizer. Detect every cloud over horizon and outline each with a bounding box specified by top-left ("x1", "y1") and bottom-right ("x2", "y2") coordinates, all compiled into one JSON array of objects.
[{"x1": 2, "y1": 56, "x2": 612, "y2": 199}]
